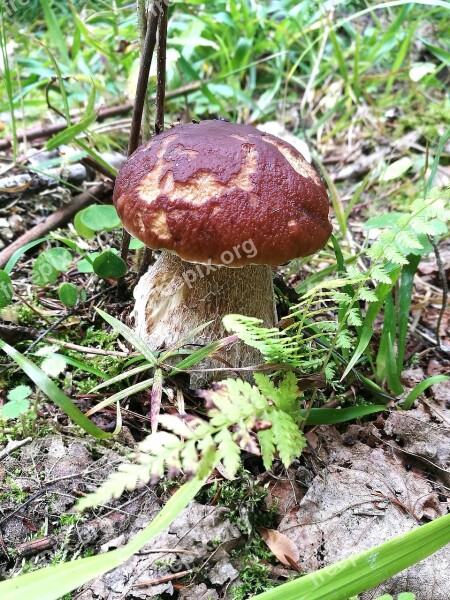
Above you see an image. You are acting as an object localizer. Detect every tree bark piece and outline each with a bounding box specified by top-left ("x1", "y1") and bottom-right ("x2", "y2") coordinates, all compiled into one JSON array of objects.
[
  {"x1": 133, "y1": 251, "x2": 277, "y2": 386},
  {"x1": 0, "y1": 182, "x2": 112, "y2": 268}
]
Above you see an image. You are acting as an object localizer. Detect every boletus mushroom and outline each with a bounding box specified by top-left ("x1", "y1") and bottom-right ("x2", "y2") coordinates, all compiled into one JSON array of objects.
[{"x1": 113, "y1": 120, "x2": 331, "y2": 383}]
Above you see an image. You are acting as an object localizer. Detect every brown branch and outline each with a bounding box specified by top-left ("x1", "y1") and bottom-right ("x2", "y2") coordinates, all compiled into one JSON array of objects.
[
  {"x1": 0, "y1": 103, "x2": 132, "y2": 152},
  {"x1": 0, "y1": 182, "x2": 113, "y2": 268},
  {"x1": 127, "y1": 5, "x2": 159, "y2": 157},
  {"x1": 120, "y1": 2, "x2": 160, "y2": 284},
  {"x1": 155, "y1": 4, "x2": 168, "y2": 135},
  {"x1": 137, "y1": 3, "x2": 169, "y2": 278},
  {"x1": 0, "y1": 83, "x2": 202, "y2": 153}
]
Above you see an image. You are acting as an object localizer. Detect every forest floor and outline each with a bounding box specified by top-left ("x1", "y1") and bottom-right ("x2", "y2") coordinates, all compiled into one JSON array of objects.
[{"x1": 1, "y1": 2, "x2": 450, "y2": 599}]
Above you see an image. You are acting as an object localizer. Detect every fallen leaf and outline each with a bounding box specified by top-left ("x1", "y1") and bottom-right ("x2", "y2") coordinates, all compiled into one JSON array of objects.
[{"x1": 259, "y1": 527, "x2": 300, "y2": 566}]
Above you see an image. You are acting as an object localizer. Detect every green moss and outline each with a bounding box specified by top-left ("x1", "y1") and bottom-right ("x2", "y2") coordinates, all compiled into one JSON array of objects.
[{"x1": 231, "y1": 558, "x2": 274, "y2": 600}]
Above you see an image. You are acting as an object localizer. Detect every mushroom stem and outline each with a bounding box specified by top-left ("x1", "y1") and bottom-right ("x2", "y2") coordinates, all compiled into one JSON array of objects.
[{"x1": 133, "y1": 251, "x2": 277, "y2": 386}]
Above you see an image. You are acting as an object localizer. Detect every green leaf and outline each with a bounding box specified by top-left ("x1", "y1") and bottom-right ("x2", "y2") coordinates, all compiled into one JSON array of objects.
[
  {"x1": 381, "y1": 157, "x2": 413, "y2": 181},
  {"x1": 0, "y1": 269, "x2": 13, "y2": 309},
  {"x1": 74, "y1": 209, "x2": 95, "y2": 239},
  {"x1": 7, "y1": 385, "x2": 32, "y2": 402},
  {"x1": 341, "y1": 270, "x2": 401, "y2": 380},
  {"x1": 376, "y1": 293, "x2": 403, "y2": 395},
  {"x1": 302, "y1": 405, "x2": 386, "y2": 425},
  {"x1": 32, "y1": 255, "x2": 58, "y2": 285},
  {"x1": 52, "y1": 354, "x2": 107, "y2": 379},
  {"x1": 77, "y1": 253, "x2": 99, "y2": 273},
  {"x1": 80, "y1": 205, "x2": 121, "y2": 231},
  {"x1": 4, "y1": 238, "x2": 49, "y2": 275},
  {"x1": 32, "y1": 248, "x2": 72, "y2": 286},
  {"x1": 41, "y1": 355, "x2": 67, "y2": 378},
  {"x1": 96, "y1": 308, "x2": 157, "y2": 367},
  {"x1": 93, "y1": 251, "x2": 127, "y2": 279},
  {"x1": 401, "y1": 375, "x2": 449, "y2": 410},
  {"x1": 46, "y1": 113, "x2": 97, "y2": 151},
  {"x1": 397, "y1": 254, "x2": 421, "y2": 372},
  {"x1": 39, "y1": 0, "x2": 70, "y2": 64},
  {"x1": 252, "y1": 512, "x2": 450, "y2": 600},
  {"x1": 130, "y1": 238, "x2": 145, "y2": 250},
  {"x1": 0, "y1": 340, "x2": 112, "y2": 440},
  {"x1": 58, "y1": 282, "x2": 79, "y2": 307},
  {"x1": 1, "y1": 397, "x2": 30, "y2": 419}
]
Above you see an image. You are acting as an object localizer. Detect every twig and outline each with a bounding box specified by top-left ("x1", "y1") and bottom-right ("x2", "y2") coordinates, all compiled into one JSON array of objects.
[
  {"x1": 133, "y1": 570, "x2": 192, "y2": 588},
  {"x1": 46, "y1": 337, "x2": 133, "y2": 357},
  {"x1": 119, "y1": 2, "x2": 160, "y2": 286},
  {"x1": 0, "y1": 437, "x2": 33, "y2": 461},
  {"x1": 0, "y1": 103, "x2": 133, "y2": 152},
  {"x1": 0, "y1": 182, "x2": 112, "y2": 268},
  {"x1": 127, "y1": 4, "x2": 159, "y2": 156},
  {"x1": 137, "y1": 0, "x2": 152, "y2": 140},
  {"x1": 136, "y1": 4, "x2": 169, "y2": 278},
  {"x1": 81, "y1": 155, "x2": 116, "y2": 182},
  {"x1": 155, "y1": 4, "x2": 168, "y2": 135}
]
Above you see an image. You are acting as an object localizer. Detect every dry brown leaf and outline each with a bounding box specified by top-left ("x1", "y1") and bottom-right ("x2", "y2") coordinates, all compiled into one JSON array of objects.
[{"x1": 259, "y1": 527, "x2": 300, "y2": 567}]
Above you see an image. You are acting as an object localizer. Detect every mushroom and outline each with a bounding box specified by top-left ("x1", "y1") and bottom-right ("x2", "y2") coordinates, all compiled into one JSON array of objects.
[{"x1": 113, "y1": 120, "x2": 331, "y2": 383}]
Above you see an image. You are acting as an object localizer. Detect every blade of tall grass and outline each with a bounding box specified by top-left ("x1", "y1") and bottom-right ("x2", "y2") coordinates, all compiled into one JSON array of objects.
[
  {"x1": 376, "y1": 292, "x2": 403, "y2": 394},
  {"x1": 396, "y1": 254, "x2": 421, "y2": 372},
  {"x1": 341, "y1": 269, "x2": 401, "y2": 380},
  {"x1": 0, "y1": 341, "x2": 112, "y2": 439},
  {"x1": 96, "y1": 308, "x2": 158, "y2": 367},
  {"x1": 303, "y1": 405, "x2": 386, "y2": 424},
  {"x1": 401, "y1": 375, "x2": 449, "y2": 410},
  {"x1": 39, "y1": 0, "x2": 71, "y2": 65},
  {"x1": 254, "y1": 512, "x2": 450, "y2": 599},
  {"x1": 4, "y1": 238, "x2": 49, "y2": 274},
  {"x1": 0, "y1": 10, "x2": 18, "y2": 161}
]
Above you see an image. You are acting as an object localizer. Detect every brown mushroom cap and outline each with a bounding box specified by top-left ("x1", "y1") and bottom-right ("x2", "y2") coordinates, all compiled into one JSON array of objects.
[{"x1": 113, "y1": 120, "x2": 332, "y2": 267}]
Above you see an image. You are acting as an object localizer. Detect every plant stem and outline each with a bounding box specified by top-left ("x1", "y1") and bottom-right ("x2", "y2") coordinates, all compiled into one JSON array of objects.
[{"x1": 119, "y1": 1, "x2": 160, "y2": 285}]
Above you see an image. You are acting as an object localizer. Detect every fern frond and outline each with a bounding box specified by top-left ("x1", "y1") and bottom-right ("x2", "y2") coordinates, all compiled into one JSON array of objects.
[{"x1": 223, "y1": 314, "x2": 299, "y2": 365}]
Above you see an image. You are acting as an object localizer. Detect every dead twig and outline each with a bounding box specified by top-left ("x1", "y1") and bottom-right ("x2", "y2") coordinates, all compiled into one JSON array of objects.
[
  {"x1": 0, "y1": 182, "x2": 113, "y2": 268},
  {"x1": 119, "y1": 2, "x2": 160, "y2": 281},
  {"x1": 0, "y1": 103, "x2": 133, "y2": 152},
  {"x1": 133, "y1": 570, "x2": 192, "y2": 588},
  {"x1": 0, "y1": 437, "x2": 33, "y2": 461}
]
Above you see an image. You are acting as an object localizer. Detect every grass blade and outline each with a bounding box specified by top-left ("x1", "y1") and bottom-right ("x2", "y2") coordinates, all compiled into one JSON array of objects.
[
  {"x1": 151, "y1": 367, "x2": 163, "y2": 432},
  {"x1": 85, "y1": 377, "x2": 154, "y2": 416},
  {"x1": 46, "y1": 114, "x2": 97, "y2": 151},
  {"x1": 39, "y1": 0, "x2": 71, "y2": 64},
  {"x1": 4, "y1": 238, "x2": 49, "y2": 274},
  {"x1": 396, "y1": 254, "x2": 421, "y2": 372},
  {"x1": 0, "y1": 341, "x2": 112, "y2": 439},
  {"x1": 376, "y1": 293, "x2": 403, "y2": 395},
  {"x1": 303, "y1": 405, "x2": 386, "y2": 425},
  {"x1": 254, "y1": 512, "x2": 450, "y2": 600},
  {"x1": 401, "y1": 375, "x2": 449, "y2": 410},
  {"x1": 341, "y1": 270, "x2": 400, "y2": 380},
  {"x1": 88, "y1": 362, "x2": 151, "y2": 393},
  {"x1": 96, "y1": 308, "x2": 158, "y2": 367}
]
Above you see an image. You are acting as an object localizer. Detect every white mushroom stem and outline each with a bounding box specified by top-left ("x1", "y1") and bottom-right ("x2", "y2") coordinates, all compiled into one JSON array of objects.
[{"x1": 133, "y1": 251, "x2": 277, "y2": 386}]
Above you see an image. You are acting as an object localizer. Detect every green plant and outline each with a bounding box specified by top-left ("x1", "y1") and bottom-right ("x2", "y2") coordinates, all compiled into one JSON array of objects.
[
  {"x1": 232, "y1": 558, "x2": 273, "y2": 600},
  {"x1": 1, "y1": 384, "x2": 32, "y2": 419},
  {"x1": 227, "y1": 186, "x2": 450, "y2": 401}
]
